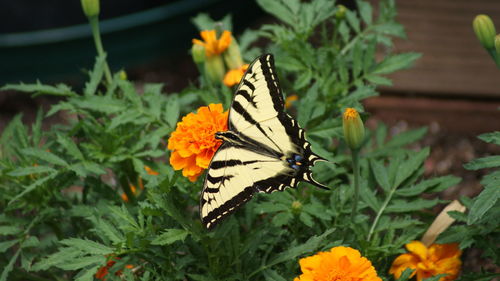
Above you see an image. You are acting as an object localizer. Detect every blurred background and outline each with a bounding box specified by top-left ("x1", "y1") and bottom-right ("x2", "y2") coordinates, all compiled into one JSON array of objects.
[{"x1": 0, "y1": 0, "x2": 499, "y2": 205}]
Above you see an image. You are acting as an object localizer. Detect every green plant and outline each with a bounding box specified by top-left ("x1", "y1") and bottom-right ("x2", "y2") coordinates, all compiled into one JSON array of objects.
[{"x1": 1, "y1": 0, "x2": 490, "y2": 280}]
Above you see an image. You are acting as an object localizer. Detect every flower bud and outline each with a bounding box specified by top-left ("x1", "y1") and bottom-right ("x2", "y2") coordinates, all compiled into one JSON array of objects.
[
  {"x1": 495, "y1": 34, "x2": 500, "y2": 56},
  {"x1": 191, "y1": 43, "x2": 206, "y2": 64},
  {"x1": 291, "y1": 200, "x2": 302, "y2": 214},
  {"x1": 81, "y1": 0, "x2": 100, "y2": 18},
  {"x1": 473, "y1": 14, "x2": 496, "y2": 49},
  {"x1": 343, "y1": 108, "x2": 365, "y2": 150},
  {"x1": 204, "y1": 55, "x2": 225, "y2": 85},
  {"x1": 223, "y1": 36, "x2": 244, "y2": 70},
  {"x1": 118, "y1": 70, "x2": 127, "y2": 80},
  {"x1": 336, "y1": 5, "x2": 347, "y2": 20}
]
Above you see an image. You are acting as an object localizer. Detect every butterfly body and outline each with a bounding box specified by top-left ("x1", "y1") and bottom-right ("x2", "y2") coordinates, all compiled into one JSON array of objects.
[{"x1": 201, "y1": 54, "x2": 328, "y2": 229}]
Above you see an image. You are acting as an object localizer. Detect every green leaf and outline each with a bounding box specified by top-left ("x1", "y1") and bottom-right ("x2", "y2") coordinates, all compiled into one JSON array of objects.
[
  {"x1": 360, "y1": 179, "x2": 381, "y2": 211},
  {"x1": 0, "y1": 240, "x2": 19, "y2": 253},
  {"x1": 376, "y1": 218, "x2": 422, "y2": 231},
  {"x1": 370, "y1": 159, "x2": 390, "y2": 191},
  {"x1": 56, "y1": 133, "x2": 84, "y2": 160},
  {"x1": 294, "y1": 69, "x2": 312, "y2": 89},
  {"x1": 372, "y1": 53, "x2": 421, "y2": 75},
  {"x1": 357, "y1": 0, "x2": 372, "y2": 24},
  {"x1": 2, "y1": 82, "x2": 77, "y2": 97},
  {"x1": 255, "y1": 202, "x2": 289, "y2": 213},
  {"x1": 84, "y1": 54, "x2": 106, "y2": 96},
  {"x1": 21, "y1": 148, "x2": 68, "y2": 167},
  {"x1": 21, "y1": 236, "x2": 40, "y2": 248},
  {"x1": 352, "y1": 41, "x2": 363, "y2": 78},
  {"x1": 9, "y1": 173, "x2": 57, "y2": 204},
  {"x1": 32, "y1": 247, "x2": 82, "y2": 271},
  {"x1": 74, "y1": 264, "x2": 102, "y2": 281},
  {"x1": 7, "y1": 165, "x2": 56, "y2": 177},
  {"x1": 463, "y1": 155, "x2": 500, "y2": 170},
  {"x1": 299, "y1": 212, "x2": 314, "y2": 227},
  {"x1": 386, "y1": 198, "x2": 439, "y2": 212},
  {"x1": 256, "y1": 0, "x2": 296, "y2": 27},
  {"x1": 263, "y1": 269, "x2": 287, "y2": 281},
  {"x1": 372, "y1": 22, "x2": 406, "y2": 37},
  {"x1": 108, "y1": 206, "x2": 140, "y2": 230},
  {"x1": 423, "y1": 274, "x2": 447, "y2": 281},
  {"x1": 71, "y1": 96, "x2": 127, "y2": 114},
  {"x1": 345, "y1": 10, "x2": 360, "y2": 33},
  {"x1": 0, "y1": 249, "x2": 20, "y2": 281},
  {"x1": 271, "y1": 212, "x2": 293, "y2": 227},
  {"x1": 396, "y1": 176, "x2": 461, "y2": 197},
  {"x1": 478, "y1": 131, "x2": 500, "y2": 145},
  {"x1": 108, "y1": 110, "x2": 143, "y2": 130},
  {"x1": 393, "y1": 148, "x2": 429, "y2": 188},
  {"x1": 164, "y1": 94, "x2": 180, "y2": 128},
  {"x1": 59, "y1": 238, "x2": 113, "y2": 255},
  {"x1": 151, "y1": 229, "x2": 189, "y2": 245},
  {"x1": 267, "y1": 228, "x2": 334, "y2": 267},
  {"x1": 365, "y1": 75, "x2": 392, "y2": 86},
  {"x1": 396, "y1": 268, "x2": 415, "y2": 281},
  {"x1": 94, "y1": 218, "x2": 123, "y2": 244},
  {"x1": 57, "y1": 255, "x2": 105, "y2": 270},
  {"x1": 467, "y1": 174, "x2": 500, "y2": 224},
  {"x1": 338, "y1": 86, "x2": 378, "y2": 107},
  {"x1": 386, "y1": 127, "x2": 427, "y2": 148}
]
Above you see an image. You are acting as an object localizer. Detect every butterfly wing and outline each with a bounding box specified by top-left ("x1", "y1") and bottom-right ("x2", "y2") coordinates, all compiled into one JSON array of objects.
[{"x1": 200, "y1": 54, "x2": 327, "y2": 229}]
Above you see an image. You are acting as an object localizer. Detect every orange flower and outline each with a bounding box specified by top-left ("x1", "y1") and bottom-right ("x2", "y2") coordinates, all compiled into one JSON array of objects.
[
  {"x1": 223, "y1": 64, "x2": 249, "y2": 87},
  {"x1": 95, "y1": 257, "x2": 134, "y2": 280},
  {"x1": 144, "y1": 165, "x2": 159, "y2": 176},
  {"x1": 294, "y1": 246, "x2": 382, "y2": 281},
  {"x1": 285, "y1": 94, "x2": 299, "y2": 109},
  {"x1": 192, "y1": 30, "x2": 232, "y2": 57},
  {"x1": 167, "y1": 104, "x2": 228, "y2": 182},
  {"x1": 121, "y1": 183, "x2": 138, "y2": 202},
  {"x1": 389, "y1": 241, "x2": 462, "y2": 281}
]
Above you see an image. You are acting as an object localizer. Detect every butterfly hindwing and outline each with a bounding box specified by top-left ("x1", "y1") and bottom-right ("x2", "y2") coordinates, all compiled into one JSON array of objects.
[{"x1": 200, "y1": 54, "x2": 327, "y2": 229}]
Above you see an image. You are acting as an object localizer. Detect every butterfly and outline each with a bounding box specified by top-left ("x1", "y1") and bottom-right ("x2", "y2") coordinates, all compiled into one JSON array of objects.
[{"x1": 201, "y1": 54, "x2": 328, "y2": 229}]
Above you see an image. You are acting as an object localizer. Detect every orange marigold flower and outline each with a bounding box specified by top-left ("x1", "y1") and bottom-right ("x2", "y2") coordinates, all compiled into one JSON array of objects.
[
  {"x1": 285, "y1": 94, "x2": 299, "y2": 109},
  {"x1": 223, "y1": 64, "x2": 249, "y2": 87},
  {"x1": 192, "y1": 30, "x2": 232, "y2": 57},
  {"x1": 389, "y1": 241, "x2": 462, "y2": 281},
  {"x1": 167, "y1": 104, "x2": 228, "y2": 182},
  {"x1": 95, "y1": 257, "x2": 134, "y2": 280},
  {"x1": 294, "y1": 246, "x2": 382, "y2": 281},
  {"x1": 144, "y1": 165, "x2": 159, "y2": 176}
]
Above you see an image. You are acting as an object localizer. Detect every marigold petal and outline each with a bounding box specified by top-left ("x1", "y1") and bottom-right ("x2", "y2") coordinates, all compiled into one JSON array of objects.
[
  {"x1": 196, "y1": 149, "x2": 215, "y2": 169},
  {"x1": 144, "y1": 165, "x2": 159, "y2": 176},
  {"x1": 406, "y1": 240, "x2": 428, "y2": 261},
  {"x1": 218, "y1": 30, "x2": 232, "y2": 51},
  {"x1": 169, "y1": 151, "x2": 189, "y2": 170},
  {"x1": 389, "y1": 253, "x2": 418, "y2": 279},
  {"x1": 296, "y1": 246, "x2": 382, "y2": 281}
]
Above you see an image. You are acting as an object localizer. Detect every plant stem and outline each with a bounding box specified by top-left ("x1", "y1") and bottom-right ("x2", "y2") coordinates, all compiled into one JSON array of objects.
[
  {"x1": 367, "y1": 184, "x2": 397, "y2": 241},
  {"x1": 350, "y1": 150, "x2": 360, "y2": 221},
  {"x1": 89, "y1": 16, "x2": 113, "y2": 84}
]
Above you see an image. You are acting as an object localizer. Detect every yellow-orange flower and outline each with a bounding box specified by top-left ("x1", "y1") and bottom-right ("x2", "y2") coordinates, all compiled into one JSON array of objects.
[
  {"x1": 95, "y1": 257, "x2": 134, "y2": 280},
  {"x1": 389, "y1": 241, "x2": 462, "y2": 281},
  {"x1": 144, "y1": 165, "x2": 159, "y2": 176},
  {"x1": 223, "y1": 64, "x2": 249, "y2": 87},
  {"x1": 285, "y1": 94, "x2": 299, "y2": 109},
  {"x1": 294, "y1": 246, "x2": 382, "y2": 281},
  {"x1": 192, "y1": 30, "x2": 232, "y2": 57},
  {"x1": 167, "y1": 104, "x2": 228, "y2": 182}
]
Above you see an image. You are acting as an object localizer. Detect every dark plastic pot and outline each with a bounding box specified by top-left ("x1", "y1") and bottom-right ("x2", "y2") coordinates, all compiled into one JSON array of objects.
[{"x1": 0, "y1": 0, "x2": 262, "y2": 85}]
